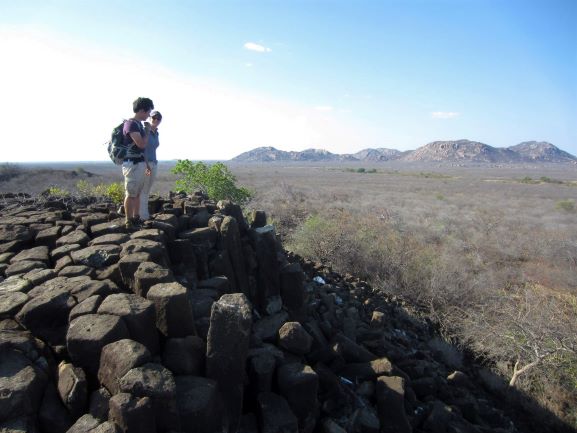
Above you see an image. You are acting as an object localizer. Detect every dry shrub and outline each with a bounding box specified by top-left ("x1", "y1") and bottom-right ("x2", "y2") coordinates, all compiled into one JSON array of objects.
[{"x1": 286, "y1": 207, "x2": 577, "y2": 427}]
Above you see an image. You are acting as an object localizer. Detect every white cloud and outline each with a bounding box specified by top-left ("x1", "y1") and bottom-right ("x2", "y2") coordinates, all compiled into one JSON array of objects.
[
  {"x1": 0, "y1": 29, "x2": 375, "y2": 162},
  {"x1": 243, "y1": 42, "x2": 271, "y2": 53},
  {"x1": 431, "y1": 111, "x2": 460, "y2": 119},
  {"x1": 314, "y1": 105, "x2": 334, "y2": 112},
  {"x1": 244, "y1": 62, "x2": 253, "y2": 67}
]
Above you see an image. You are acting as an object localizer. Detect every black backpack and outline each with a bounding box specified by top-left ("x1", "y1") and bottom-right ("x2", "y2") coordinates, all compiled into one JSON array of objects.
[{"x1": 106, "y1": 120, "x2": 130, "y2": 165}]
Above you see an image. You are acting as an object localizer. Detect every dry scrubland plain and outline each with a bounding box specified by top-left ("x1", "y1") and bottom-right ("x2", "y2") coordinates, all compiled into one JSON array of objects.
[
  {"x1": 2, "y1": 160, "x2": 577, "y2": 427},
  {"x1": 234, "y1": 162, "x2": 577, "y2": 427}
]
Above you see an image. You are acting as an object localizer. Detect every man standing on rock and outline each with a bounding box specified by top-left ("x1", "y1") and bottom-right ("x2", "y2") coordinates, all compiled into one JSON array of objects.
[{"x1": 122, "y1": 97, "x2": 154, "y2": 230}]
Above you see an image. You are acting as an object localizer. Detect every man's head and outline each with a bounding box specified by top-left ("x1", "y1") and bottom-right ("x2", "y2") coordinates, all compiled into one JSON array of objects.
[{"x1": 133, "y1": 97, "x2": 154, "y2": 120}]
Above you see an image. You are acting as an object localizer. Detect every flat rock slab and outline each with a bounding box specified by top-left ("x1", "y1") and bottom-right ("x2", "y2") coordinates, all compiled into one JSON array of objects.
[
  {"x1": 56, "y1": 231, "x2": 90, "y2": 248},
  {"x1": 130, "y1": 229, "x2": 166, "y2": 243},
  {"x1": 0, "y1": 291, "x2": 29, "y2": 319},
  {"x1": 71, "y1": 280, "x2": 115, "y2": 303},
  {"x1": 71, "y1": 245, "x2": 121, "y2": 269},
  {"x1": 58, "y1": 265, "x2": 96, "y2": 279},
  {"x1": 50, "y1": 244, "x2": 82, "y2": 261},
  {"x1": 89, "y1": 233, "x2": 130, "y2": 246},
  {"x1": 67, "y1": 314, "x2": 130, "y2": 375},
  {"x1": 0, "y1": 276, "x2": 32, "y2": 294},
  {"x1": 10, "y1": 246, "x2": 50, "y2": 265},
  {"x1": 90, "y1": 219, "x2": 127, "y2": 238},
  {"x1": 5, "y1": 261, "x2": 47, "y2": 277},
  {"x1": 0, "y1": 225, "x2": 33, "y2": 244}
]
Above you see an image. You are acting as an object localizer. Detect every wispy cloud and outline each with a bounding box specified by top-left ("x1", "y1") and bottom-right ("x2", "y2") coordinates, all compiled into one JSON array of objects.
[
  {"x1": 243, "y1": 42, "x2": 271, "y2": 53},
  {"x1": 315, "y1": 105, "x2": 334, "y2": 112},
  {"x1": 431, "y1": 111, "x2": 460, "y2": 119}
]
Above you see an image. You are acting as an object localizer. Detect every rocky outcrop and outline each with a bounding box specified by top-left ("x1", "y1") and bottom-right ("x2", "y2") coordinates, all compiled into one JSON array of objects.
[{"x1": 0, "y1": 192, "x2": 559, "y2": 433}]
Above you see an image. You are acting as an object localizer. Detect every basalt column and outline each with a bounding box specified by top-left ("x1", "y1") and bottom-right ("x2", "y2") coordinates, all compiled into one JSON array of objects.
[{"x1": 206, "y1": 293, "x2": 252, "y2": 433}]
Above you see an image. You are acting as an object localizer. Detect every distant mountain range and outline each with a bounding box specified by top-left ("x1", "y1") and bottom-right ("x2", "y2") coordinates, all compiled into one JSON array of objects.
[{"x1": 232, "y1": 140, "x2": 577, "y2": 163}]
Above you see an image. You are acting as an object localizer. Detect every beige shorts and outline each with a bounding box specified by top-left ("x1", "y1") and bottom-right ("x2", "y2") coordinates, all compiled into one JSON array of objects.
[{"x1": 122, "y1": 161, "x2": 146, "y2": 198}]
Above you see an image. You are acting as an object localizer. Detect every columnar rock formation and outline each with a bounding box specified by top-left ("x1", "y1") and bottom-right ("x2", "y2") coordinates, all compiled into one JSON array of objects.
[{"x1": 0, "y1": 192, "x2": 523, "y2": 432}]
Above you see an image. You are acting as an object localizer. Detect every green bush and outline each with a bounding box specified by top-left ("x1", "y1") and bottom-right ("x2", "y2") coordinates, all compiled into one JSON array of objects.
[
  {"x1": 556, "y1": 199, "x2": 575, "y2": 212},
  {"x1": 104, "y1": 182, "x2": 124, "y2": 204},
  {"x1": 171, "y1": 160, "x2": 251, "y2": 203},
  {"x1": 356, "y1": 167, "x2": 366, "y2": 173},
  {"x1": 75, "y1": 180, "x2": 124, "y2": 204},
  {"x1": 47, "y1": 186, "x2": 69, "y2": 197}
]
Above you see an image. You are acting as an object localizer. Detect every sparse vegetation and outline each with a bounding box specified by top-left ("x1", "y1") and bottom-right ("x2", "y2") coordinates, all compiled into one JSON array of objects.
[
  {"x1": 75, "y1": 180, "x2": 124, "y2": 204},
  {"x1": 46, "y1": 186, "x2": 70, "y2": 197},
  {"x1": 240, "y1": 163, "x2": 577, "y2": 428},
  {"x1": 0, "y1": 163, "x2": 22, "y2": 182},
  {"x1": 556, "y1": 199, "x2": 575, "y2": 212}
]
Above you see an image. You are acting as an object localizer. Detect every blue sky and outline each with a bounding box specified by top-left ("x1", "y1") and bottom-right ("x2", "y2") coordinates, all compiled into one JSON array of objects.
[{"x1": 1, "y1": 0, "x2": 575, "y2": 161}]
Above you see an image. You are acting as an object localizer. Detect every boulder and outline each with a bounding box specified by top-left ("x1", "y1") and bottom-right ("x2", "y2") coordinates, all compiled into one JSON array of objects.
[
  {"x1": 57, "y1": 362, "x2": 88, "y2": 418},
  {"x1": 133, "y1": 262, "x2": 174, "y2": 298},
  {"x1": 278, "y1": 321, "x2": 313, "y2": 355},
  {"x1": 67, "y1": 314, "x2": 130, "y2": 375},
  {"x1": 98, "y1": 339, "x2": 152, "y2": 395},
  {"x1": 98, "y1": 293, "x2": 159, "y2": 354},
  {"x1": 0, "y1": 349, "x2": 47, "y2": 422},
  {"x1": 146, "y1": 282, "x2": 195, "y2": 338},
  {"x1": 108, "y1": 393, "x2": 155, "y2": 433},
  {"x1": 118, "y1": 363, "x2": 180, "y2": 432}
]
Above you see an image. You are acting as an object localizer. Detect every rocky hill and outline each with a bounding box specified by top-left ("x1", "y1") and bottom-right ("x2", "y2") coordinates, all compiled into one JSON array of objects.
[
  {"x1": 232, "y1": 141, "x2": 576, "y2": 164},
  {"x1": 0, "y1": 192, "x2": 572, "y2": 433},
  {"x1": 232, "y1": 147, "x2": 356, "y2": 162},
  {"x1": 508, "y1": 141, "x2": 577, "y2": 163},
  {"x1": 401, "y1": 139, "x2": 523, "y2": 163},
  {"x1": 351, "y1": 148, "x2": 404, "y2": 161}
]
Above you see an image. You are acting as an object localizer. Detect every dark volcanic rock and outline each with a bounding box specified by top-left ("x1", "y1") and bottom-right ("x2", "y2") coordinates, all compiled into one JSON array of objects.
[
  {"x1": 98, "y1": 339, "x2": 152, "y2": 395},
  {"x1": 67, "y1": 314, "x2": 130, "y2": 375},
  {"x1": 206, "y1": 293, "x2": 252, "y2": 432}
]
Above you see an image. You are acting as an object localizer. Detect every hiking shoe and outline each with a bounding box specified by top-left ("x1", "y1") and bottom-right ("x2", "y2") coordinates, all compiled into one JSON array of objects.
[
  {"x1": 125, "y1": 219, "x2": 135, "y2": 230},
  {"x1": 125, "y1": 217, "x2": 143, "y2": 231}
]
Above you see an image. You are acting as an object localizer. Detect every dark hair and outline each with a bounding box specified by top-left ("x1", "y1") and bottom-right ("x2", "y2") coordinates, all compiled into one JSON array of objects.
[
  {"x1": 133, "y1": 97, "x2": 154, "y2": 113},
  {"x1": 151, "y1": 110, "x2": 162, "y2": 121}
]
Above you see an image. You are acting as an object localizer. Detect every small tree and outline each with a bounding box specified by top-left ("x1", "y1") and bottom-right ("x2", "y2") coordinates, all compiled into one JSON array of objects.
[{"x1": 171, "y1": 160, "x2": 251, "y2": 203}]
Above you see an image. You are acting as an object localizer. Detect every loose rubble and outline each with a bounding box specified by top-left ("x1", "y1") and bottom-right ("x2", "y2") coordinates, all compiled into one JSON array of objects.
[{"x1": 0, "y1": 192, "x2": 535, "y2": 432}]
